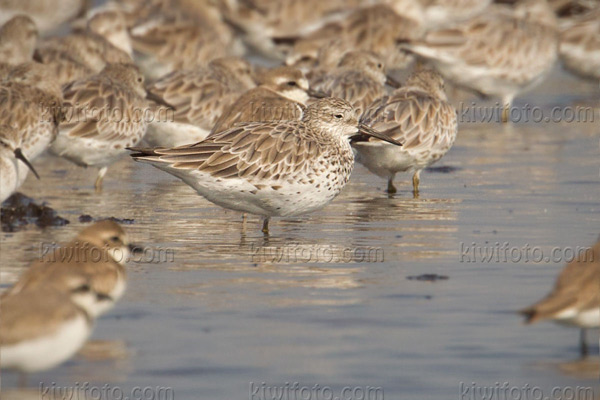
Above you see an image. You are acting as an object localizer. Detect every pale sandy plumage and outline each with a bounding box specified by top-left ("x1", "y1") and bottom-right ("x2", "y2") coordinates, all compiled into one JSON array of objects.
[
  {"x1": 1, "y1": 63, "x2": 63, "y2": 183},
  {"x1": 559, "y1": 8, "x2": 600, "y2": 80},
  {"x1": 288, "y1": 2, "x2": 425, "y2": 71},
  {"x1": 85, "y1": 10, "x2": 133, "y2": 57},
  {"x1": 130, "y1": 12, "x2": 243, "y2": 80},
  {"x1": 5, "y1": 220, "x2": 131, "y2": 317},
  {"x1": 313, "y1": 51, "x2": 399, "y2": 118},
  {"x1": 400, "y1": 0, "x2": 559, "y2": 122},
  {"x1": 0, "y1": 0, "x2": 87, "y2": 33},
  {"x1": 222, "y1": 0, "x2": 361, "y2": 59},
  {"x1": 35, "y1": 16, "x2": 133, "y2": 86},
  {"x1": 0, "y1": 15, "x2": 38, "y2": 66},
  {"x1": 210, "y1": 66, "x2": 320, "y2": 134},
  {"x1": 357, "y1": 68, "x2": 457, "y2": 196},
  {"x1": 0, "y1": 125, "x2": 40, "y2": 202},
  {"x1": 130, "y1": 98, "x2": 402, "y2": 233},
  {"x1": 521, "y1": 238, "x2": 600, "y2": 356},
  {"x1": 50, "y1": 63, "x2": 161, "y2": 191},
  {"x1": 144, "y1": 57, "x2": 256, "y2": 147},
  {"x1": 0, "y1": 280, "x2": 100, "y2": 374},
  {"x1": 419, "y1": 0, "x2": 492, "y2": 28}
]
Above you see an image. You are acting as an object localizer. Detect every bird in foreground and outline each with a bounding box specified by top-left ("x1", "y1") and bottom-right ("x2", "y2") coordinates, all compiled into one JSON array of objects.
[
  {"x1": 0, "y1": 276, "x2": 107, "y2": 383},
  {"x1": 50, "y1": 63, "x2": 171, "y2": 191},
  {"x1": 4, "y1": 220, "x2": 132, "y2": 317},
  {"x1": 400, "y1": 0, "x2": 559, "y2": 123},
  {"x1": 559, "y1": 8, "x2": 600, "y2": 80},
  {"x1": 358, "y1": 68, "x2": 457, "y2": 196},
  {"x1": 144, "y1": 57, "x2": 256, "y2": 148},
  {"x1": 130, "y1": 98, "x2": 402, "y2": 234},
  {"x1": 210, "y1": 66, "x2": 325, "y2": 135},
  {"x1": 0, "y1": 125, "x2": 40, "y2": 203},
  {"x1": 313, "y1": 51, "x2": 400, "y2": 118},
  {"x1": 520, "y1": 238, "x2": 600, "y2": 357},
  {"x1": 1, "y1": 63, "x2": 63, "y2": 181}
]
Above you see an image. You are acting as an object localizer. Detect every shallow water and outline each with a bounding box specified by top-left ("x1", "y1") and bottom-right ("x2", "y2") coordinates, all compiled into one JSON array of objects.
[{"x1": 1, "y1": 69, "x2": 599, "y2": 399}]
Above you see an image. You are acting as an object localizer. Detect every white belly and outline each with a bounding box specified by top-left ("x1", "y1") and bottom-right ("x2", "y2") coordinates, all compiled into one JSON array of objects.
[
  {"x1": 1, "y1": 315, "x2": 92, "y2": 372},
  {"x1": 145, "y1": 122, "x2": 210, "y2": 148}
]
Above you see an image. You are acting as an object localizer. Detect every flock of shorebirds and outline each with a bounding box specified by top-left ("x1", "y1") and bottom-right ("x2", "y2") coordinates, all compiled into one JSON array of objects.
[{"x1": 0, "y1": 0, "x2": 598, "y2": 388}]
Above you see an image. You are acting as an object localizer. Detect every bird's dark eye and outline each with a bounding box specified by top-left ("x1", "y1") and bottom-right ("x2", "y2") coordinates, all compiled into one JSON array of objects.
[
  {"x1": 377, "y1": 63, "x2": 383, "y2": 69},
  {"x1": 137, "y1": 77, "x2": 143, "y2": 83},
  {"x1": 110, "y1": 235, "x2": 121, "y2": 243},
  {"x1": 334, "y1": 114, "x2": 343, "y2": 119},
  {"x1": 73, "y1": 284, "x2": 91, "y2": 293},
  {"x1": 287, "y1": 81, "x2": 297, "y2": 87}
]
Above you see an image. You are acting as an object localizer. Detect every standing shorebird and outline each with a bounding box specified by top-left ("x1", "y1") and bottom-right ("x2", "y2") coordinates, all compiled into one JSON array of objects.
[
  {"x1": 399, "y1": 0, "x2": 559, "y2": 123},
  {"x1": 357, "y1": 68, "x2": 457, "y2": 196},
  {"x1": 130, "y1": 98, "x2": 402, "y2": 234},
  {"x1": 1, "y1": 63, "x2": 63, "y2": 182},
  {"x1": 313, "y1": 51, "x2": 400, "y2": 118},
  {"x1": 5, "y1": 220, "x2": 132, "y2": 317},
  {"x1": 211, "y1": 66, "x2": 324, "y2": 134},
  {"x1": 144, "y1": 57, "x2": 256, "y2": 147},
  {"x1": 0, "y1": 275, "x2": 107, "y2": 383},
  {"x1": 520, "y1": 239, "x2": 600, "y2": 357},
  {"x1": 50, "y1": 63, "x2": 171, "y2": 191},
  {"x1": 0, "y1": 125, "x2": 40, "y2": 203}
]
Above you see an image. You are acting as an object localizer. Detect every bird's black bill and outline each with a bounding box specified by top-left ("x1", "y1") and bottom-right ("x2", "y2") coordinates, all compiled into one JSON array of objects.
[
  {"x1": 355, "y1": 124, "x2": 403, "y2": 146},
  {"x1": 14, "y1": 148, "x2": 40, "y2": 180},
  {"x1": 307, "y1": 88, "x2": 329, "y2": 99},
  {"x1": 129, "y1": 243, "x2": 144, "y2": 255},
  {"x1": 385, "y1": 75, "x2": 401, "y2": 89},
  {"x1": 146, "y1": 91, "x2": 176, "y2": 110}
]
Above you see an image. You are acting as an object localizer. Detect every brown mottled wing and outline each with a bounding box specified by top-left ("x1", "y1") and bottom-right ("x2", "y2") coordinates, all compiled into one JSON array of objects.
[
  {"x1": 363, "y1": 89, "x2": 457, "y2": 151},
  {"x1": 61, "y1": 78, "x2": 146, "y2": 142},
  {"x1": 317, "y1": 71, "x2": 385, "y2": 118},
  {"x1": 147, "y1": 69, "x2": 240, "y2": 129},
  {"x1": 0, "y1": 84, "x2": 44, "y2": 131},
  {"x1": 133, "y1": 121, "x2": 318, "y2": 182},
  {"x1": 211, "y1": 87, "x2": 304, "y2": 134}
]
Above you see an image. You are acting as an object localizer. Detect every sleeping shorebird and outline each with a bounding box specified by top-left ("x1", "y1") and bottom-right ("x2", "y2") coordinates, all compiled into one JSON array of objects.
[
  {"x1": 559, "y1": 8, "x2": 600, "y2": 80},
  {"x1": 144, "y1": 57, "x2": 256, "y2": 147},
  {"x1": 130, "y1": 98, "x2": 402, "y2": 234},
  {"x1": 50, "y1": 63, "x2": 171, "y2": 191},
  {"x1": 400, "y1": 0, "x2": 559, "y2": 123},
  {"x1": 313, "y1": 51, "x2": 400, "y2": 118},
  {"x1": 0, "y1": 0, "x2": 87, "y2": 33},
  {"x1": 0, "y1": 15, "x2": 38, "y2": 67},
  {"x1": 210, "y1": 66, "x2": 325, "y2": 134},
  {"x1": 521, "y1": 238, "x2": 600, "y2": 357},
  {"x1": 357, "y1": 68, "x2": 457, "y2": 196}
]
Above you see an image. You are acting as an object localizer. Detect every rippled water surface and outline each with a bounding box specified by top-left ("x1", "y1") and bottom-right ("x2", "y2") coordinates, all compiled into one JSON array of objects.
[{"x1": 1, "y1": 70, "x2": 599, "y2": 399}]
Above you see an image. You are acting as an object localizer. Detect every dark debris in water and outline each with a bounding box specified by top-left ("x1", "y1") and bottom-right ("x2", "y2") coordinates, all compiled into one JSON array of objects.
[
  {"x1": 1, "y1": 193, "x2": 69, "y2": 232},
  {"x1": 425, "y1": 166, "x2": 461, "y2": 174},
  {"x1": 79, "y1": 215, "x2": 135, "y2": 224},
  {"x1": 407, "y1": 274, "x2": 449, "y2": 282}
]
